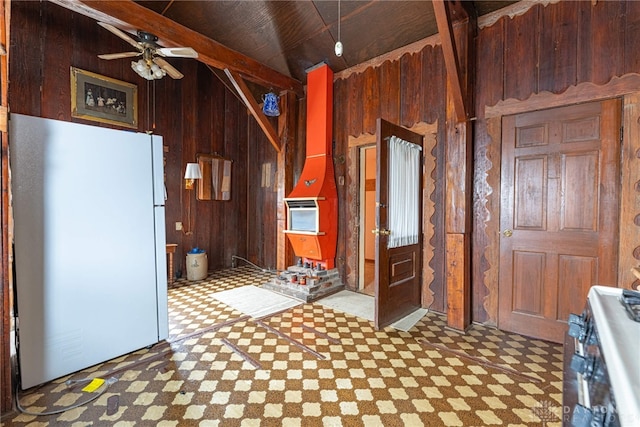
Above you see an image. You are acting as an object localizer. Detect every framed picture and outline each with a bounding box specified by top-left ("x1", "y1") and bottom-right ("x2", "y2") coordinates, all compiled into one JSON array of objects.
[{"x1": 71, "y1": 67, "x2": 138, "y2": 129}]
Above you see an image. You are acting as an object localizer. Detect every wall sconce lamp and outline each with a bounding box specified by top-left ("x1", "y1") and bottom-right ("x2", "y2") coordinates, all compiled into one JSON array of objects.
[
  {"x1": 184, "y1": 163, "x2": 202, "y2": 190},
  {"x1": 183, "y1": 162, "x2": 202, "y2": 236}
]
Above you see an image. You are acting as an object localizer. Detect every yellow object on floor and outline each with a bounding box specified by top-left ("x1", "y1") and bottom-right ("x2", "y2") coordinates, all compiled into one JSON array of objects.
[{"x1": 81, "y1": 378, "x2": 104, "y2": 393}]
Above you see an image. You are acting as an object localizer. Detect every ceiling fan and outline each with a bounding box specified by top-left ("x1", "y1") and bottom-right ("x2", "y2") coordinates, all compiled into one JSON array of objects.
[{"x1": 97, "y1": 22, "x2": 198, "y2": 80}]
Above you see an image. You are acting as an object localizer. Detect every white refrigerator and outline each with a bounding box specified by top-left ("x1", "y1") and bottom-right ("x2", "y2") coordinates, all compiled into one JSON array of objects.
[{"x1": 10, "y1": 114, "x2": 168, "y2": 389}]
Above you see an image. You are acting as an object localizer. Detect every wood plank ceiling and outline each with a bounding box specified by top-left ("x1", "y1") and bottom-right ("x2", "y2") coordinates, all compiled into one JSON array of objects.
[
  {"x1": 135, "y1": 0, "x2": 514, "y2": 84},
  {"x1": 61, "y1": 0, "x2": 515, "y2": 88}
]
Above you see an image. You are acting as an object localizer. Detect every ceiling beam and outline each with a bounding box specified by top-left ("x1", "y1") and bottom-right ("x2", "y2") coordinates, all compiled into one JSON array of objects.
[
  {"x1": 225, "y1": 69, "x2": 281, "y2": 153},
  {"x1": 433, "y1": 0, "x2": 467, "y2": 123},
  {"x1": 49, "y1": 0, "x2": 304, "y2": 97}
]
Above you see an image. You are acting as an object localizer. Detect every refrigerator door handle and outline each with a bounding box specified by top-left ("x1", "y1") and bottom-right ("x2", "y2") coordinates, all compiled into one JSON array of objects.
[{"x1": 151, "y1": 135, "x2": 165, "y2": 207}]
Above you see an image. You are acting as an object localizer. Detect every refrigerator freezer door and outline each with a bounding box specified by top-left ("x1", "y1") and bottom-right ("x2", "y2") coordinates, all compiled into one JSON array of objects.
[{"x1": 11, "y1": 114, "x2": 166, "y2": 388}]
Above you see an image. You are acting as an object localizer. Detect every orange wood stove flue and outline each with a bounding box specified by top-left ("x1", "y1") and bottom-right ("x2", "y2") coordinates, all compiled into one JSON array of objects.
[{"x1": 284, "y1": 63, "x2": 337, "y2": 270}]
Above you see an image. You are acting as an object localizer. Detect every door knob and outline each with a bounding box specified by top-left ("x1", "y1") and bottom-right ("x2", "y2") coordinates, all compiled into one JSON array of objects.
[
  {"x1": 372, "y1": 228, "x2": 391, "y2": 236},
  {"x1": 503, "y1": 229, "x2": 513, "y2": 237}
]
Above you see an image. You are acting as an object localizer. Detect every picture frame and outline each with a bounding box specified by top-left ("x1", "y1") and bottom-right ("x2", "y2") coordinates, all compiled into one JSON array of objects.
[
  {"x1": 70, "y1": 67, "x2": 138, "y2": 129},
  {"x1": 196, "y1": 153, "x2": 233, "y2": 201}
]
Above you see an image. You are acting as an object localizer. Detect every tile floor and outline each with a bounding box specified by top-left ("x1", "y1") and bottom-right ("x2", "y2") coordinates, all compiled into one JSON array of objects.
[{"x1": 3, "y1": 266, "x2": 564, "y2": 426}]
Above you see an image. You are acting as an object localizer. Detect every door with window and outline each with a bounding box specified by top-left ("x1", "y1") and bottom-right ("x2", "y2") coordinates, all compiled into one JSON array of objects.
[
  {"x1": 374, "y1": 119, "x2": 423, "y2": 329},
  {"x1": 498, "y1": 100, "x2": 621, "y2": 343}
]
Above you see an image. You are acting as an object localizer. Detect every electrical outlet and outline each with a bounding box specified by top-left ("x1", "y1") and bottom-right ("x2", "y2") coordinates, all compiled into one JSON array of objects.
[{"x1": 175, "y1": 222, "x2": 183, "y2": 231}]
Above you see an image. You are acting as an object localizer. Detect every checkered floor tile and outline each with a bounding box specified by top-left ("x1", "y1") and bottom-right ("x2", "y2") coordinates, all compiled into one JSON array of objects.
[{"x1": 3, "y1": 266, "x2": 564, "y2": 426}]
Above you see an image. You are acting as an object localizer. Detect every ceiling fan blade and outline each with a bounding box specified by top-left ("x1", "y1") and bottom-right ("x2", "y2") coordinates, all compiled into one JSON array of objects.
[
  {"x1": 98, "y1": 52, "x2": 141, "y2": 60},
  {"x1": 97, "y1": 22, "x2": 140, "y2": 49},
  {"x1": 154, "y1": 57, "x2": 184, "y2": 79},
  {"x1": 156, "y1": 47, "x2": 198, "y2": 58}
]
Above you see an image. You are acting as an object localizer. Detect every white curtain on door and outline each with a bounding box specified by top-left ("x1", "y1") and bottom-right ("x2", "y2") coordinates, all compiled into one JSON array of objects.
[{"x1": 388, "y1": 135, "x2": 421, "y2": 248}]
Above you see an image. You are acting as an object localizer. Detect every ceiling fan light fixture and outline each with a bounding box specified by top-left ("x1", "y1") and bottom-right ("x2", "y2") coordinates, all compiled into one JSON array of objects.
[
  {"x1": 131, "y1": 59, "x2": 166, "y2": 80},
  {"x1": 134, "y1": 60, "x2": 146, "y2": 73},
  {"x1": 98, "y1": 23, "x2": 191, "y2": 81}
]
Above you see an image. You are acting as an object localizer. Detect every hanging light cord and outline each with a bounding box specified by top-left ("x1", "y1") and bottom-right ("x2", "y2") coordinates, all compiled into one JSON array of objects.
[
  {"x1": 335, "y1": 0, "x2": 343, "y2": 57},
  {"x1": 146, "y1": 80, "x2": 157, "y2": 133},
  {"x1": 337, "y1": 0, "x2": 341, "y2": 42}
]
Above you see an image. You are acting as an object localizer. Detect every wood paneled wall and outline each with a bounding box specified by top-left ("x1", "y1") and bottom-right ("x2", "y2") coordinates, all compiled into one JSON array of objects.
[
  {"x1": 246, "y1": 117, "x2": 278, "y2": 269},
  {"x1": 3, "y1": 2, "x2": 300, "y2": 411},
  {"x1": 334, "y1": 0, "x2": 640, "y2": 323},
  {"x1": 474, "y1": 0, "x2": 640, "y2": 324},
  {"x1": 333, "y1": 45, "x2": 448, "y2": 313},
  {"x1": 7, "y1": 1, "x2": 286, "y2": 278},
  {"x1": 6, "y1": 0, "x2": 640, "y2": 336}
]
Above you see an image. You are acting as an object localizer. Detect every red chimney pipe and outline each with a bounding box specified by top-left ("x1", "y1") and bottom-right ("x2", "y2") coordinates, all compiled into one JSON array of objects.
[{"x1": 284, "y1": 63, "x2": 337, "y2": 269}]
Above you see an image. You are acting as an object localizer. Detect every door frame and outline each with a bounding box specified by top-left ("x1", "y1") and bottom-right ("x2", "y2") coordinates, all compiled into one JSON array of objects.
[
  {"x1": 497, "y1": 99, "x2": 621, "y2": 342},
  {"x1": 481, "y1": 75, "x2": 640, "y2": 326},
  {"x1": 345, "y1": 122, "x2": 438, "y2": 307},
  {"x1": 358, "y1": 144, "x2": 376, "y2": 294}
]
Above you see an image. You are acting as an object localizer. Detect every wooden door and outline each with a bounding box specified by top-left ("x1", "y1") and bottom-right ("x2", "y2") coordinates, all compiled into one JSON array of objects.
[
  {"x1": 499, "y1": 100, "x2": 621, "y2": 343},
  {"x1": 374, "y1": 119, "x2": 423, "y2": 329}
]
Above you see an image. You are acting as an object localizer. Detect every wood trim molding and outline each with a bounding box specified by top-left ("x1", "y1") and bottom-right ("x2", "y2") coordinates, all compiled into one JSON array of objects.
[
  {"x1": 420, "y1": 125, "x2": 437, "y2": 309},
  {"x1": 345, "y1": 139, "x2": 359, "y2": 288},
  {"x1": 335, "y1": 35, "x2": 440, "y2": 81},
  {"x1": 485, "y1": 73, "x2": 640, "y2": 118},
  {"x1": 481, "y1": 116, "x2": 502, "y2": 326},
  {"x1": 411, "y1": 122, "x2": 438, "y2": 139},
  {"x1": 478, "y1": 0, "x2": 560, "y2": 29},
  {"x1": 620, "y1": 93, "x2": 640, "y2": 290},
  {"x1": 348, "y1": 133, "x2": 375, "y2": 148}
]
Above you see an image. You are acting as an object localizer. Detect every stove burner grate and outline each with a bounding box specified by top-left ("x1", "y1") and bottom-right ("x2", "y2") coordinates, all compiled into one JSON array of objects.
[{"x1": 620, "y1": 289, "x2": 640, "y2": 322}]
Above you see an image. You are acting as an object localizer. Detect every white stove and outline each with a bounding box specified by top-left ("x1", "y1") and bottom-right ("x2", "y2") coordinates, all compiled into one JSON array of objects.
[{"x1": 564, "y1": 286, "x2": 640, "y2": 427}]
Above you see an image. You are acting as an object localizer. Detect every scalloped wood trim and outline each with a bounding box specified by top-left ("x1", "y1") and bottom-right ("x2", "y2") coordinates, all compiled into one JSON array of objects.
[
  {"x1": 348, "y1": 133, "x2": 375, "y2": 148},
  {"x1": 411, "y1": 122, "x2": 438, "y2": 139},
  {"x1": 347, "y1": 123, "x2": 437, "y2": 147},
  {"x1": 335, "y1": 0, "x2": 560, "y2": 82},
  {"x1": 481, "y1": 116, "x2": 502, "y2": 326},
  {"x1": 619, "y1": 93, "x2": 640, "y2": 290},
  {"x1": 486, "y1": 74, "x2": 640, "y2": 118},
  {"x1": 478, "y1": 0, "x2": 560, "y2": 29},
  {"x1": 420, "y1": 127, "x2": 437, "y2": 309},
  {"x1": 345, "y1": 144, "x2": 359, "y2": 289},
  {"x1": 335, "y1": 34, "x2": 440, "y2": 81}
]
